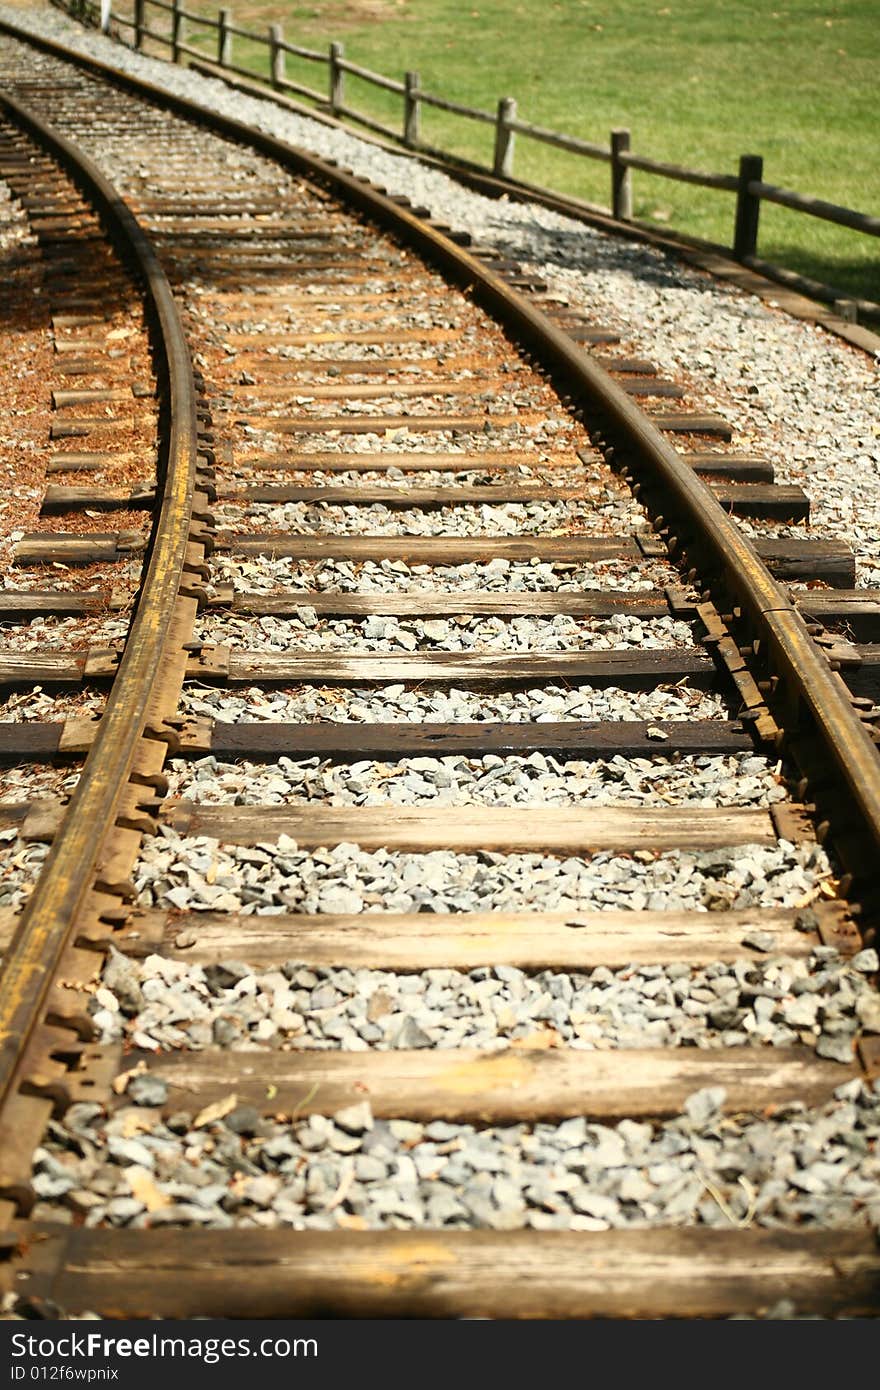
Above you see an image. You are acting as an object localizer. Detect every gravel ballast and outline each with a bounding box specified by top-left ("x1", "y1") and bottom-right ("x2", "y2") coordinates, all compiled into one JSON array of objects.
[
  {"x1": 207, "y1": 556, "x2": 681, "y2": 595},
  {"x1": 165, "y1": 752, "x2": 785, "y2": 809},
  {"x1": 179, "y1": 682, "x2": 729, "y2": 725},
  {"x1": 194, "y1": 610, "x2": 697, "y2": 654},
  {"x1": 29, "y1": 1082, "x2": 880, "y2": 1234},
  {"x1": 0, "y1": 614, "x2": 128, "y2": 651},
  {"x1": 215, "y1": 497, "x2": 647, "y2": 537},
  {"x1": 0, "y1": 836, "x2": 48, "y2": 911},
  {"x1": 92, "y1": 947, "x2": 880, "y2": 1062},
  {"x1": 133, "y1": 830, "x2": 832, "y2": 918},
  {"x1": 0, "y1": 689, "x2": 104, "y2": 722}
]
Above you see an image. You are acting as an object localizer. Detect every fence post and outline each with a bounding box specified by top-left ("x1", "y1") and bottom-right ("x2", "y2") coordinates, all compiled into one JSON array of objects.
[
  {"x1": 133, "y1": 0, "x2": 144, "y2": 49},
  {"x1": 269, "y1": 23, "x2": 285, "y2": 87},
  {"x1": 403, "y1": 71, "x2": 421, "y2": 148},
  {"x1": 734, "y1": 153, "x2": 763, "y2": 260},
  {"x1": 100, "y1": 0, "x2": 111, "y2": 33},
  {"x1": 171, "y1": 0, "x2": 183, "y2": 62},
  {"x1": 493, "y1": 96, "x2": 516, "y2": 178},
  {"x1": 329, "y1": 41, "x2": 345, "y2": 113},
  {"x1": 218, "y1": 8, "x2": 232, "y2": 67},
  {"x1": 610, "y1": 128, "x2": 632, "y2": 220},
  {"x1": 834, "y1": 298, "x2": 858, "y2": 324}
]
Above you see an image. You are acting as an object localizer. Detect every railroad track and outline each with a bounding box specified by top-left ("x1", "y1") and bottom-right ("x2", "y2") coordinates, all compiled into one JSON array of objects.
[{"x1": 0, "y1": 19, "x2": 878, "y2": 1319}]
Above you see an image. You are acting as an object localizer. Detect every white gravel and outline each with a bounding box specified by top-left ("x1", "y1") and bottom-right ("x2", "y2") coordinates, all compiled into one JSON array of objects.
[
  {"x1": 0, "y1": 763, "x2": 79, "y2": 804},
  {"x1": 237, "y1": 419, "x2": 580, "y2": 452},
  {"x1": 193, "y1": 610, "x2": 696, "y2": 654},
  {"x1": 179, "y1": 682, "x2": 728, "y2": 725},
  {"x1": 28, "y1": 1082, "x2": 880, "y2": 1236},
  {"x1": 91, "y1": 946, "x2": 878, "y2": 1062},
  {"x1": 165, "y1": 752, "x2": 785, "y2": 810},
  {"x1": 0, "y1": 835, "x2": 49, "y2": 911},
  {"x1": 0, "y1": 615, "x2": 128, "y2": 651},
  {"x1": 132, "y1": 829, "x2": 832, "y2": 917},
  {"x1": 207, "y1": 556, "x2": 680, "y2": 595},
  {"x1": 0, "y1": 689, "x2": 104, "y2": 722},
  {"x1": 215, "y1": 497, "x2": 646, "y2": 537},
  {"x1": 236, "y1": 430, "x2": 578, "y2": 455},
  {"x1": 224, "y1": 466, "x2": 596, "y2": 488}
]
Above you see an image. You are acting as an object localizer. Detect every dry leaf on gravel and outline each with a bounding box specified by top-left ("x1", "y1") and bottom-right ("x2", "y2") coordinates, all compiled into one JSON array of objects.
[
  {"x1": 511, "y1": 1028, "x2": 562, "y2": 1050},
  {"x1": 127, "y1": 1165, "x2": 170, "y2": 1212},
  {"x1": 112, "y1": 1060, "x2": 147, "y2": 1095},
  {"x1": 119, "y1": 1110, "x2": 156, "y2": 1140},
  {"x1": 193, "y1": 1093, "x2": 238, "y2": 1128}
]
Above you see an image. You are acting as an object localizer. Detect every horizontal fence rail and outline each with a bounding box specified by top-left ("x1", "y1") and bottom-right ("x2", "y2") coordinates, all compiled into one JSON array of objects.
[{"x1": 55, "y1": 0, "x2": 878, "y2": 319}]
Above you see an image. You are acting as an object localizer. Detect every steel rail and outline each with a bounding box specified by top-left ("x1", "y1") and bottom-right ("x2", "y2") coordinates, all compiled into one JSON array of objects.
[
  {"x1": 0, "y1": 22, "x2": 877, "y2": 1100},
  {"x1": 0, "y1": 28, "x2": 877, "y2": 1322},
  {"x1": 0, "y1": 89, "x2": 198, "y2": 1120},
  {"x1": 4, "y1": 22, "x2": 877, "y2": 870}
]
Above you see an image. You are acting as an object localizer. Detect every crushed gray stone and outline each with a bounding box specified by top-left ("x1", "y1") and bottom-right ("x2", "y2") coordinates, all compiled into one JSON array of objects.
[
  {"x1": 28, "y1": 1082, "x2": 880, "y2": 1233},
  {"x1": 164, "y1": 752, "x2": 787, "y2": 809},
  {"x1": 92, "y1": 949, "x2": 875, "y2": 1064},
  {"x1": 0, "y1": 837, "x2": 49, "y2": 911},
  {"x1": 131, "y1": 829, "x2": 832, "y2": 918},
  {"x1": 179, "y1": 682, "x2": 729, "y2": 725},
  {"x1": 215, "y1": 496, "x2": 647, "y2": 537},
  {"x1": 208, "y1": 557, "x2": 680, "y2": 595},
  {"x1": 193, "y1": 611, "x2": 696, "y2": 654}
]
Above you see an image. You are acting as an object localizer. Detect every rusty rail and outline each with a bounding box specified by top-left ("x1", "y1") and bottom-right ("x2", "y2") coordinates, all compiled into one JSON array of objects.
[{"x1": 0, "y1": 89, "x2": 198, "y2": 1131}]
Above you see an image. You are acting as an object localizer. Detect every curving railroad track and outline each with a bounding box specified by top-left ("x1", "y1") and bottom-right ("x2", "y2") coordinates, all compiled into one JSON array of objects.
[{"x1": 0, "y1": 18, "x2": 877, "y2": 1318}]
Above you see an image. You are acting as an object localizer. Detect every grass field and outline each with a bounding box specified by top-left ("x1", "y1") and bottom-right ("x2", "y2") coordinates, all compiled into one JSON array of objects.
[{"x1": 128, "y1": 0, "x2": 878, "y2": 302}]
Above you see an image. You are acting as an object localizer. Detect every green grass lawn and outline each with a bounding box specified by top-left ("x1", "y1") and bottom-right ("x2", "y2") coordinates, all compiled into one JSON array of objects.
[{"x1": 131, "y1": 0, "x2": 879, "y2": 303}]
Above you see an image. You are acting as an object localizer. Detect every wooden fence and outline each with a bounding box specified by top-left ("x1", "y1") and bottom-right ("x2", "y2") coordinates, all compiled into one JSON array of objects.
[{"x1": 53, "y1": 0, "x2": 880, "y2": 315}]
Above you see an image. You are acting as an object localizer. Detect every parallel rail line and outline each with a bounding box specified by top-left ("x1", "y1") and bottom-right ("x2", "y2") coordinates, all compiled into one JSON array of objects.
[{"x1": 0, "y1": 21, "x2": 876, "y2": 1318}]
